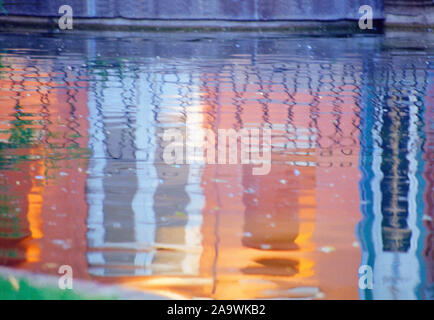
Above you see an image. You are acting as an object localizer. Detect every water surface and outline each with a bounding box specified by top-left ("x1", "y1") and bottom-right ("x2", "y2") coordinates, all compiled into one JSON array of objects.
[{"x1": 0, "y1": 31, "x2": 432, "y2": 299}]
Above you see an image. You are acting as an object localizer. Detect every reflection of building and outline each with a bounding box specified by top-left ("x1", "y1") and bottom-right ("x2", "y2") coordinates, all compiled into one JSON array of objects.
[
  {"x1": 357, "y1": 57, "x2": 429, "y2": 299},
  {"x1": 3, "y1": 34, "x2": 431, "y2": 299},
  {"x1": 0, "y1": 56, "x2": 90, "y2": 277},
  {"x1": 422, "y1": 78, "x2": 434, "y2": 299},
  {"x1": 86, "y1": 64, "x2": 204, "y2": 280},
  {"x1": 194, "y1": 59, "x2": 362, "y2": 299},
  {"x1": 83, "y1": 54, "x2": 363, "y2": 299}
]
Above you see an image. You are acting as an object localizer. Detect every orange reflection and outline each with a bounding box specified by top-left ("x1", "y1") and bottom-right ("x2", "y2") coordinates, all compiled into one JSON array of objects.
[
  {"x1": 27, "y1": 163, "x2": 45, "y2": 240},
  {"x1": 0, "y1": 59, "x2": 90, "y2": 278},
  {"x1": 122, "y1": 64, "x2": 361, "y2": 299},
  {"x1": 1, "y1": 56, "x2": 363, "y2": 300}
]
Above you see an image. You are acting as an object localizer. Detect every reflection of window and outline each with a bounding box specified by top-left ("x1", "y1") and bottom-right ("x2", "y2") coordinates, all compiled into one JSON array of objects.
[
  {"x1": 86, "y1": 65, "x2": 204, "y2": 277},
  {"x1": 380, "y1": 106, "x2": 412, "y2": 253}
]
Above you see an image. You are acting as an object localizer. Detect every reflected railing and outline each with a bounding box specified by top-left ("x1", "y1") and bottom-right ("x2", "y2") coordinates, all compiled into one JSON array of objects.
[{"x1": 0, "y1": 34, "x2": 432, "y2": 299}]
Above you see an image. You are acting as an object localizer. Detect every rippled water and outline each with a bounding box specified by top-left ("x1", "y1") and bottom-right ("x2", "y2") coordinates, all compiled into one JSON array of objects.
[{"x1": 0, "y1": 31, "x2": 432, "y2": 299}]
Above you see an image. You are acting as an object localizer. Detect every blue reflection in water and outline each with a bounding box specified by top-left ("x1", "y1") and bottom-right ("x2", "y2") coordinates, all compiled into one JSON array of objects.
[{"x1": 358, "y1": 55, "x2": 431, "y2": 299}]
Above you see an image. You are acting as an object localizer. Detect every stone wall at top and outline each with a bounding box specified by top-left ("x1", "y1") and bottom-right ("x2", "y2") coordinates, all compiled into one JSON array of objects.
[{"x1": 2, "y1": 0, "x2": 384, "y2": 20}]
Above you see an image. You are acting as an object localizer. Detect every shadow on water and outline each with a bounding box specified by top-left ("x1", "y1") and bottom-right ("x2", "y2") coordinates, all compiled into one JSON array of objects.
[{"x1": 0, "y1": 31, "x2": 432, "y2": 299}]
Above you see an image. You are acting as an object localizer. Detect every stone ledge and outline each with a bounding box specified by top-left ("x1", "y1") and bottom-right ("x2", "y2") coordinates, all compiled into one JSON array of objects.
[
  {"x1": 0, "y1": 15, "x2": 383, "y2": 33},
  {"x1": 0, "y1": 11, "x2": 431, "y2": 32},
  {"x1": 384, "y1": 5, "x2": 434, "y2": 28}
]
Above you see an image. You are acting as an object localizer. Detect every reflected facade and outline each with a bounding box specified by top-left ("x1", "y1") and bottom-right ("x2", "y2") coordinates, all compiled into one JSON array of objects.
[
  {"x1": 358, "y1": 54, "x2": 432, "y2": 299},
  {"x1": 0, "y1": 32, "x2": 432, "y2": 299}
]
